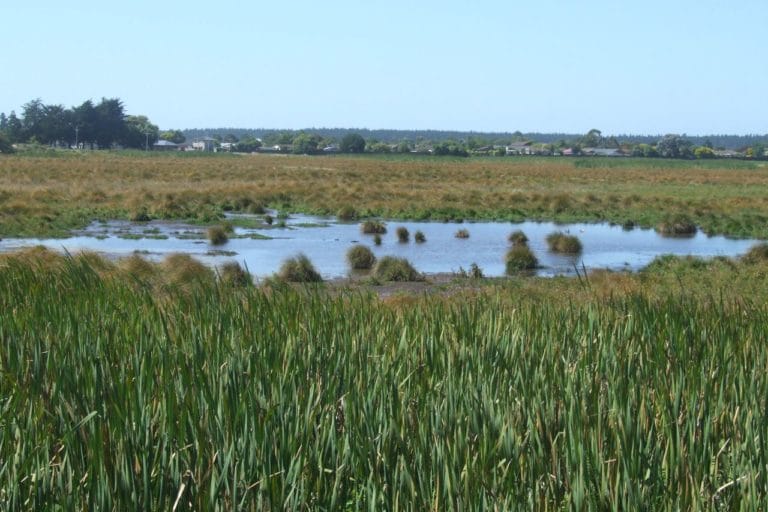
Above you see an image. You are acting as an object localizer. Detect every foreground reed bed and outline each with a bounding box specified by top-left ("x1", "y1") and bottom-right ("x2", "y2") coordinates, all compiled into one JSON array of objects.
[{"x1": 1, "y1": 251, "x2": 768, "y2": 509}]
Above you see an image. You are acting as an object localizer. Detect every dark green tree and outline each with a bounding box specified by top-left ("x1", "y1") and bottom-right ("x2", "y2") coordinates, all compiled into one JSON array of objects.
[
  {"x1": 159, "y1": 129, "x2": 186, "y2": 144},
  {"x1": 94, "y1": 98, "x2": 126, "y2": 148},
  {"x1": 236, "y1": 136, "x2": 262, "y2": 152},
  {"x1": 580, "y1": 128, "x2": 603, "y2": 147},
  {"x1": 656, "y1": 134, "x2": 693, "y2": 159},
  {"x1": 0, "y1": 132, "x2": 14, "y2": 153},
  {"x1": 6, "y1": 111, "x2": 22, "y2": 143},
  {"x1": 21, "y1": 98, "x2": 46, "y2": 142},
  {"x1": 340, "y1": 133, "x2": 366, "y2": 153},
  {"x1": 751, "y1": 142, "x2": 766, "y2": 160},
  {"x1": 292, "y1": 132, "x2": 321, "y2": 154},
  {"x1": 122, "y1": 115, "x2": 159, "y2": 149},
  {"x1": 72, "y1": 100, "x2": 98, "y2": 148}
]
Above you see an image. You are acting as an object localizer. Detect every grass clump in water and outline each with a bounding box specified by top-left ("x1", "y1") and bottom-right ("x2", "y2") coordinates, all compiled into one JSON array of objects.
[
  {"x1": 207, "y1": 225, "x2": 229, "y2": 245},
  {"x1": 396, "y1": 226, "x2": 410, "y2": 243},
  {"x1": 546, "y1": 231, "x2": 582, "y2": 253},
  {"x1": 505, "y1": 244, "x2": 538, "y2": 273},
  {"x1": 455, "y1": 228, "x2": 470, "y2": 239},
  {"x1": 346, "y1": 244, "x2": 376, "y2": 270},
  {"x1": 277, "y1": 253, "x2": 323, "y2": 282},
  {"x1": 373, "y1": 256, "x2": 423, "y2": 282},
  {"x1": 656, "y1": 214, "x2": 697, "y2": 237},
  {"x1": 508, "y1": 229, "x2": 529, "y2": 245},
  {"x1": 373, "y1": 234, "x2": 382, "y2": 245},
  {"x1": 414, "y1": 230, "x2": 426, "y2": 243},
  {"x1": 361, "y1": 220, "x2": 387, "y2": 234}
]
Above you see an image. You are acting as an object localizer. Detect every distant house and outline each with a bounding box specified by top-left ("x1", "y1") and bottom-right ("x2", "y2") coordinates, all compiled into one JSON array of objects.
[
  {"x1": 582, "y1": 147, "x2": 624, "y2": 157},
  {"x1": 191, "y1": 137, "x2": 216, "y2": 152},
  {"x1": 153, "y1": 140, "x2": 179, "y2": 151},
  {"x1": 506, "y1": 141, "x2": 533, "y2": 155},
  {"x1": 219, "y1": 142, "x2": 235, "y2": 152},
  {"x1": 714, "y1": 149, "x2": 744, "y2": 158},
  {"x1": 323, "y1": 144, "x2": 339, "y2": 153}
]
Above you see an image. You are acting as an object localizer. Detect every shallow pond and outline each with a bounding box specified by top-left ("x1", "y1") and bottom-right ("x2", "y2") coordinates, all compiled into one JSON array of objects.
[{"x1": 0, "y1": 213, "x2": 759, "y2": 280}]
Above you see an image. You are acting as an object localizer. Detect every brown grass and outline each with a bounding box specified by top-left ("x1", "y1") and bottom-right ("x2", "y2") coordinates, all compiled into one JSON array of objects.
[{"x1": 1, "y1": 153, "x2": 768, "y2": 237}]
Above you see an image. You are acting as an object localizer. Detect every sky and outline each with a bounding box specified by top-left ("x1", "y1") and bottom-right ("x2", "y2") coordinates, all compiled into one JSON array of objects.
[{"x1": 2, "y1": 0, "x2": 766, "y2": 135}]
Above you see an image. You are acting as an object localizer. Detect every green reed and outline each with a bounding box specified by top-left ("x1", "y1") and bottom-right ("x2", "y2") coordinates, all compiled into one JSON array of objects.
[{"x1": 1, "y1": 255, "x2": 767, "y2": 509}]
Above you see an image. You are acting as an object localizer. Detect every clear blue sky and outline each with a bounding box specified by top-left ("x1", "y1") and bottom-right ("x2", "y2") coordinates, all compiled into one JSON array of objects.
[{"x1": 2, "y1": 0, "x2": 766, "y2": 135}]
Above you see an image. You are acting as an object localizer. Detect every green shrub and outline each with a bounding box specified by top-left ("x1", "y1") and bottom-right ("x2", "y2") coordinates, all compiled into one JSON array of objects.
[
  {"x1": 505, "y1": 244, "x2": 539, "y2": 273},
  {"x1": 414, "y1": 230, "x2": 426, "y2": 243},
  {"x1": 396, "y1": 226, "x2": 410, "y2": 243},
  {"x1": 508, "y1": 230, "x2": 528, "y2": 245},
  {"x1": 656, "y1": 214, "x2": 697, "y2": 237},
  {"x1": 278, "y1": 254, "x2": 323, "y2": 282},
  {"x1": 346, "y1": 244, "x2": 376, "y2": 270},
  {"x1": 207, "y1": 225, "x2": 229, "y2": 245},
  {"x1": 361, "y1": 220, "x2": 387, "y2": 234},
  {"x1": 742, "y1": 243, "x2": 768, "y2": 264},
  {"x1": 373, "y1": 256, "x2": 422, "y2": 282},
  {"x1": 546, "y1": 232, "x2": 582, "y2": 253},
  {"x1": 336, "y1": 205, "x2": 357, "y2": 221},
  {"x1": 455, "y1": 228, "x2": 470, "y2": 239}
]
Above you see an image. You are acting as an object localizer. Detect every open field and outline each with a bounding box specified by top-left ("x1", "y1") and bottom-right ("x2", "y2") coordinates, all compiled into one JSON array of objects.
[
  {"x1": 2, "y1": 249, "x2": 768, "y2": 509},
  {"x1": 1, "y1": 151, "x2": 768, "y2": 238}
]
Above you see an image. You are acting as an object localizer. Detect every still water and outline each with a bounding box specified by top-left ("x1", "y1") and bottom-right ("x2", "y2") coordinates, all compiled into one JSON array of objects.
[{"x1": 0, "y1": 213, "x2": 759, "y2": 280}]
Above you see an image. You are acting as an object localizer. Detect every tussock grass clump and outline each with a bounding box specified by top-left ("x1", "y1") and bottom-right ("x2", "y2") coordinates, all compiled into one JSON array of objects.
[
  {"x1": 130, "y1": 209, "x2": 151, "y2": 222},
  {"x1": 160, "y1": 253, "x2": 215, "y2": 288},
  {"x1": 414, "y1": 230, "x2": 426, "y2": 243},
  {"x1": 119, "y1": 254, "x2": 158, "y2": 282},
  {"x1": 373, "y1": 234, "x2": 382, "y2": 245},
  {"x1": 508, "y1": 229, "x2": 529, "y2": 245},
  {"x1": 455, "y1": 228, "x2": 470, "y2": 239},
  {"x1": 207, "y1": 225, "x2": 229, "y2": 245},
  {"x1": 373, "y1": 256, "x2": 423, "y2": 282},
  {"x1": 218, "y1": 261, "x2": 251, "y2": 287},
  {"x1": 505, "y1": 244, "x2": 539, "y2": 273},
  {"x1": 336, "y1": 205, "x2": 357, "y2": 221},
  {"x1": 656, "y1": 214, "x2": 697, "y2": 237},
  {"x1": 742, "y1": 242, "x2": 768, "y2": 264},
  {"x1": 277, "y1": 253, "x2": 323, "y2": 282},
  {"x1": 346, "y1": 244, "x2": 376, "y2": 270},
  {"x1": 396, "y1": 226, "x2": 410, "y2": 243},
  {"x1": 361, "y1": 220, "x2": 387, "y2": 234},
  {"x1": 546, "y1": 231, "x2": 582, "y2": 253}
]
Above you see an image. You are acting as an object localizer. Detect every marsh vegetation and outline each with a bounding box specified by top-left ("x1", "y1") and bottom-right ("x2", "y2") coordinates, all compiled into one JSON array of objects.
[
  {"x1": 3, "y1": 248, "x2": 768, "y2": 508},
  {"x1": 2, "y1": 152, "x2": 768, "y2": 239}
]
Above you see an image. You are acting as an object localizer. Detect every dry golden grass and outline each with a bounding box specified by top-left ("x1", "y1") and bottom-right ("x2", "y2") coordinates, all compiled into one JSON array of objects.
[{"x1": 1, "y1": 152, "x2": 767, "y2": 237}]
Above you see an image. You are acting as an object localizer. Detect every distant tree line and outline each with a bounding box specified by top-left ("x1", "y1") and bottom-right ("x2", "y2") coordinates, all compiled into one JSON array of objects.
[
  {"x1": 194, "y1": 127, "x2": 767, "y2": 160},
  {"x1": 0, "y1": 98, "x2": 160, "y2": 151},
  {"x1": 183, "y1": 127, "x2": 768, "y2": 152}
]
